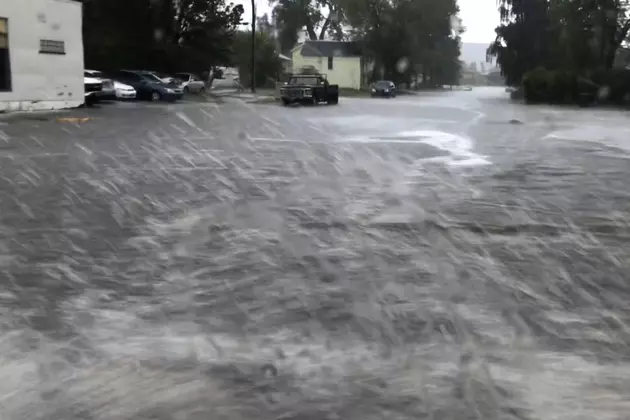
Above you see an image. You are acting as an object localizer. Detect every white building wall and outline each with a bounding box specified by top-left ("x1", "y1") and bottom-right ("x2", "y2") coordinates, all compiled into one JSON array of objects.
[{"x1": 0, "y1": 0, "x2": 84, "y2": 112}]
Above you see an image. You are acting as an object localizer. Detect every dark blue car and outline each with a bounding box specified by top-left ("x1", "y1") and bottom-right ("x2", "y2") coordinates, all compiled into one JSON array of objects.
[
  {"x1": 371, "y1": 80, "x2": 397, "y2": 98},
  {"x1": 110, "y1": 70, "x2": 184, "y2": 102}
]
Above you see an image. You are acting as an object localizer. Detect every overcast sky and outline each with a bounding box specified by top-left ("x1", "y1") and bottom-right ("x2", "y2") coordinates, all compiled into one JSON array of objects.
[{"x1": 234, "y1": 0, "x2": 499, "y2": 43}]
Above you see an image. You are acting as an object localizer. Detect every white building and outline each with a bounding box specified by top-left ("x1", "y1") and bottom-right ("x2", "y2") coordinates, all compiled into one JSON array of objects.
[{"x1": 0, "y1": 0, "x2": 84, "y2": 112}]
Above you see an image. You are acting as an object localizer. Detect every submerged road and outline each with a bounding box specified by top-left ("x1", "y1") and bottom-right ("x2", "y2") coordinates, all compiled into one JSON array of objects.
[{"x1": 1, "y1": 87, "x2": 630, "y2": 419}]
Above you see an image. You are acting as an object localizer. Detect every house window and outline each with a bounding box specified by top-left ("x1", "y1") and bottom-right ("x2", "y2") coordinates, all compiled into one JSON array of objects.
[
  {"x1": 0, "y1": 18, "x2": 10, "y2": 92},
  {"x1": 328, "y1": 56, "x2": 333, "y2": 70},
  {"x1": 39, "y1": 39, "x2": 65, "y2": 55}
]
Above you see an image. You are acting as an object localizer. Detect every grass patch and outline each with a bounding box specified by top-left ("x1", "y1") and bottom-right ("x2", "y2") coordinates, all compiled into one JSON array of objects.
[
  {"x1": 253, "y1": 88, "x2": 278, "y2": 97},
  {"x1": 339, "y1": 88, "x2": 371, "y2": 97}
]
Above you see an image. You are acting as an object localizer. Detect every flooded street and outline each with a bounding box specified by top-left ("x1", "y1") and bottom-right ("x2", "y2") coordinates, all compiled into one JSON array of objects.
[{"x1": 1, "y1": 87, "x2": 630, "y2": 419}]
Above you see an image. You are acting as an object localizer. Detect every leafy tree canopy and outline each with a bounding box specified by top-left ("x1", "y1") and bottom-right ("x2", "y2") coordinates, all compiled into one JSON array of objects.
[
  {"x1": 489, "y1": 0, "x2": 630, "y2": 86},
  {"x1": 78, "y1": 0, "x2": 244, "y2": 71}
]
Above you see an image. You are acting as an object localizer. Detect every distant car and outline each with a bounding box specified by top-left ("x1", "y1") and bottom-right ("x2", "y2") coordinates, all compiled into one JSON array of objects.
[
  {"x1": 84, "y1": 76, "x2": 102, "y2": 106},
  {"x1": 84, "y1": 70, "x2": 115, "y2": 100},
  {"x1": 109, "y1": 70, "x2": 184, "y2": 102},
  {"x1": 174, "y1": 72, "x2": 205, "y2": 93},
  {"x1": 113, "y1": 80, "x2": 136, "y2": 99},
  {"x1": 371, "y1": 80, "x2": 396, "y2": 97},
  {"x1": 279, "y1": 74, "x2": 339, "y2": 105}
]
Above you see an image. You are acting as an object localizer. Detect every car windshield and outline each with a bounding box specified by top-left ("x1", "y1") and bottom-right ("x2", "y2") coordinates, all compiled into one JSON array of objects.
[
  {"x1": 375, "y1": 81, "x2": 393, "y2": 88},
  {"x1": 288, "y1": 76, "x2": 321, "y2": 85},
  {"x1": 85, "y1": 71, "x2": 104, "y2": 78},
  {"x1": 141, "y1": 73, "x2": 164, "y2": 83}
]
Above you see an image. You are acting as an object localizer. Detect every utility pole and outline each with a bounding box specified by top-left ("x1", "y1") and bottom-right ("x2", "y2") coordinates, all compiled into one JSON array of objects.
[{"x1": 250, "y1": 0, "x2": 256, "y2": 93}]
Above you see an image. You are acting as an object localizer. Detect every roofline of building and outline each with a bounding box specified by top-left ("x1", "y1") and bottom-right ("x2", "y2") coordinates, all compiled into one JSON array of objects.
[
  {"x1": 290, "y1": 43, "x2": 304, "y2": 53},
  {"x1": 291, "y1": 39, "x2": 362, "y2": 58},
  {"x1": 52, "y1": 0, "x2": 83, "y2": 5}
]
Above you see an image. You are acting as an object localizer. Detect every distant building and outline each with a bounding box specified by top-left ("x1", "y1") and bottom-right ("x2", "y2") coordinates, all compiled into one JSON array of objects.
[
  {"x1": 0, "y1": 0, "x2": 84, "y2": 112},
  {"x1": 291, "y1": 40, "x2": 362, "y2": 89},
  {"x1": 278, "y1": 53, "x2": 292, "y2": 74}
]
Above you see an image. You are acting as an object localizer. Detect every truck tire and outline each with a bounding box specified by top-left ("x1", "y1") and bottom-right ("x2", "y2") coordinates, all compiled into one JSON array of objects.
[
  {"x1": 281, "y1": 98, "x2": 289, "y2": 106},
  {"x1": 328, "y1": 95, "x2": 339, "y2": 105}
]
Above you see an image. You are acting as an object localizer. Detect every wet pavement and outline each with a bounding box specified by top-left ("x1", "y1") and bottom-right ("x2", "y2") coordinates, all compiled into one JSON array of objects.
[{"x1": 1, "y1": 88, "x2": 630, "y2": 419}]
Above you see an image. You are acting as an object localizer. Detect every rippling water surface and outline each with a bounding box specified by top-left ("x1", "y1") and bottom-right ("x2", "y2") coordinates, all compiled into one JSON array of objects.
[{"x1": 1, "y1": 89, "x2": 630, "y2": 419}]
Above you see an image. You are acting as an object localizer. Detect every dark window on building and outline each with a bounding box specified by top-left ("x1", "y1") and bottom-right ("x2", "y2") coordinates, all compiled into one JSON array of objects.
[
  {"x1": 0, "y1": 18, "x2": 11, "y2": 92},
  {"x1": 39, "y1": 39, "x2": 65, "y2": 55},
  {"x1": 328, "y1": 56, "x2": 333, "y2": 70}
]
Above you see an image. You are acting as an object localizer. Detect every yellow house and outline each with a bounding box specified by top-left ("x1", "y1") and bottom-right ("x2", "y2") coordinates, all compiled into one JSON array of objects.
[{"x1": 290, "y1": 40, "x2": 362, "y2": 89}]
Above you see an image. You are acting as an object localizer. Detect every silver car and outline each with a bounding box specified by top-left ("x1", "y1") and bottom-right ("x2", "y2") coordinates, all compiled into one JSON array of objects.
[
  {"x1": 85, "y1": 69, "x2": 116, "y2": 99},
  {"x1": 174, "y1": 73, "x2": 206, "y2": 93}
]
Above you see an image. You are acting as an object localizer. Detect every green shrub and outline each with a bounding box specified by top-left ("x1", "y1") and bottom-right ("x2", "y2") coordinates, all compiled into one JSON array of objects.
[
  {"x1": 523, "y1": 67, "x2": 553, "y2": 103},
  {"x1": 509, "y1": 86, "x2": 524, "y2": 100},
  {"x1": 523, "y1": 68, "x2": 598, "y2": 105},
  {"x1": 521, "y1": 67, "x2": 630, "y2": 106},
  {"x1": 589, "y1": 68, "x2": 630, "y2": 104},
  {"x1": 552, "y1": 71, "x2": 580, "y2": 103}
]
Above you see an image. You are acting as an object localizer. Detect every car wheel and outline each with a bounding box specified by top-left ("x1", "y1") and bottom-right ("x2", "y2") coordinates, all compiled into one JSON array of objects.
[
  {"x1": 184, "y1": 86, "x2": 189, "y2": 93},
  {"x1": 150, "y1": 91, "x2": 162, "y2": 102}
]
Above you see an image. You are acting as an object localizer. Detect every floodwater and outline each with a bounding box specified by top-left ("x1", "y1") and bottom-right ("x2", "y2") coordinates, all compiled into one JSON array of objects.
[{"x1": 1, "y1": 88, "x2": 630, "y2": 419}]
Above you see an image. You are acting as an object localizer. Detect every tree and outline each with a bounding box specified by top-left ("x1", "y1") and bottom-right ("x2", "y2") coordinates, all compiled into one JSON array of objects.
[
  {"x1": 78, "y1": 0, "x2": 244, "y2": 71},
  {"x1": 270, "y1": 0, "x2": 344, "y2": 53},
  {"x1": 489, "y1": 0, "x2": 630, "y2": 86},
  {"x1": 487, "y1": 0, "x2": 553, "y2": 86},
  {"x1": 257, "y1": 13, "x2": 275, "y2": 35},
  {"x1": 341, "y1": 0, "x2": 461, "y2": 86},
  {"x1": 231, "y1": 30, "x2": 283, "y2": 87}
]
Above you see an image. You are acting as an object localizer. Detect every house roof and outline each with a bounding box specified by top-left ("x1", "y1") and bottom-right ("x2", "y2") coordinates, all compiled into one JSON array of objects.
[{"x1": 297, "y1": 40, "x2": 362, "y2": 58}]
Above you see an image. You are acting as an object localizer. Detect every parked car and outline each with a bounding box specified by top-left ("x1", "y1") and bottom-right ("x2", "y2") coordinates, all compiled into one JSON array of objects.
[
  {"x1": 109, "y1": 70, "x2": 184, "y2": 102},
  {"x1": 371, "y1": 80, "x2": 397, "y2": 97},
  {"x1": 174, "y1": 72, "x2": 206, "y2": 93},
  {"x1": 149, "y1": 71, "x2": 179, "y2": 86},
  {"x1": 113, "y1": 80, "x2": 136, "y2": 100},
  {"x1": 84, "y1": 76, "x2": 103, "y2": 106},
  {"x1": 85, "y1": 70, "x2": 116, "y2": 100}
]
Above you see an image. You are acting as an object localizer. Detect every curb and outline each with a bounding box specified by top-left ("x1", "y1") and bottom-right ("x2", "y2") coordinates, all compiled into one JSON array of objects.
[{"x1": 0, "y1": 108, "x2": 70, "y2": 123}]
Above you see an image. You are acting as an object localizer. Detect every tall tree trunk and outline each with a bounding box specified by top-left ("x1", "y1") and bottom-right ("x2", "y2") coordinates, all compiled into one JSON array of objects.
[
  {"x1": 305, "y1": 20, "x2": 317, "y2": 39},
  {"x1": 319, "y1": 15, "x2": 331, "y2": 39}
]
